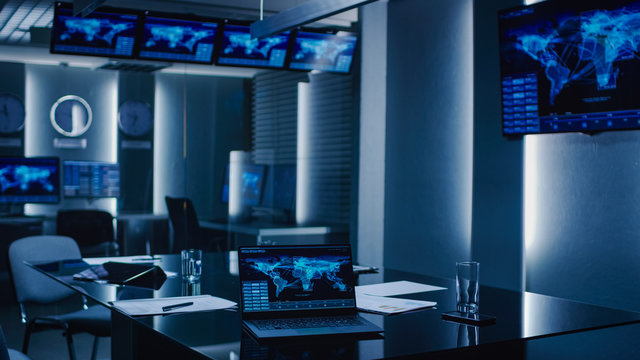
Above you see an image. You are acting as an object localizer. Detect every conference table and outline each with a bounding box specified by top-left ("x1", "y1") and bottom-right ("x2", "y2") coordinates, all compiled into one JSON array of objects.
[{"x1": 28, "y1": 252, "x2": 640, "y2": 359}]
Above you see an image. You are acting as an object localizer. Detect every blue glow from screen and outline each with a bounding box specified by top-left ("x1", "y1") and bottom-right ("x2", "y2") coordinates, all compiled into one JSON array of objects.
[
  {"x1": 499, "y1": 0, "x2": 640, "y2": 135},
  {"x1": 139, "y1": 16, "x2": 217, "y2": 63},
  {"x1": 289, "y1": 31, "x2": 357, "y2": 73},
  {"x1": 53, "y1": 8, "x2": 138, "y2": 57},
  {"x1": 218, "y1": 25, "x2": 289, "y2": 68}
]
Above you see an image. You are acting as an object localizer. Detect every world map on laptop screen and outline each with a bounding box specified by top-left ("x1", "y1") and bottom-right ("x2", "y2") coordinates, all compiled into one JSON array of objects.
[{"x1": 239, "y1": 246, "x2": 356, "y2": 313}]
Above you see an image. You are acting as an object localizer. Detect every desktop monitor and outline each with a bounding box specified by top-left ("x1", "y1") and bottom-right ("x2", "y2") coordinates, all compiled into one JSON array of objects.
[
  {"x1": 499, "y1": 0, "x2": 640, "y2": 135},
  {"x1": 0, "y1": 157, "x2": 60, "y2": 204},
  {"x1": 137, "y1": 12, "x2": 219, "y2": 64},
  {"x1": 260, "y1": 164, "x2": 296, "y2": 212},
  {"x1": 215, "y1": 23, "x2": 291, "y2": 69},
  {"x1": 50, "y1": 2, "x2": 141, "y2": 58},
  {"x1": 63, "y1": 161, "x2": 120, "y2": 198},
  {"x1": 288, "y1": 30, "x2": 358, "y2": 73},
  {"x1": 221, "y1": 164, "x2": 266, "y2": 206}
]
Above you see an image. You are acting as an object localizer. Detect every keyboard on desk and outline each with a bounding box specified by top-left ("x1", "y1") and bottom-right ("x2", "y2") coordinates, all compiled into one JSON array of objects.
[{"x1": 253, "y1": 316, "x2": 365, "y2": 330}]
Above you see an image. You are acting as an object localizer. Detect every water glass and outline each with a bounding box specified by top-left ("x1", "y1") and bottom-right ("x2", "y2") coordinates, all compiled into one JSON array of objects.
[
  {"x1": 456, "y1": 261, "x2": 479, "y2": 314},
  {"x1": 181, "y1": 249, "x2": 202, "y2": 281}
]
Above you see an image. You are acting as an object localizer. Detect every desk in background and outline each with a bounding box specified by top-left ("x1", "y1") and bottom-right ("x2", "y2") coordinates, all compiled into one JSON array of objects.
[
  {"x1": 199, "y1": 220, "x2": 349, "y2": 248},
  {"x1": 29, "y1": 252, "x2": 640, "y2": 359}
]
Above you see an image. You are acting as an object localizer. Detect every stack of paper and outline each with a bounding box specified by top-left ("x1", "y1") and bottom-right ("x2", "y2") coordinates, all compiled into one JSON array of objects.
[
  {"x1": 111, "y1": 295, "x2": 236, "y2": 316},
  {"x1": 355, "y1": 281, "x2": 446, "y2": 315}
]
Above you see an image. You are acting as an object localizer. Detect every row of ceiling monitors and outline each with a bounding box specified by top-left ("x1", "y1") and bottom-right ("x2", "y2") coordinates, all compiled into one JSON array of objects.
[
  {"x1": 51, "y1": 2, "x2": 359, "y2": 73},
  {"x1": 499, "y1": 0, "x2": 640, "y2": 136},
  {"x1": 0, "y1": 157, "x2": 120, "y2": 204}
]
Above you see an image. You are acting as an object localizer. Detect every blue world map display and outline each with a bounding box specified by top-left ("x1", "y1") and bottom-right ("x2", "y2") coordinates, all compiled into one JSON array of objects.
[
  {"x1": 242, "y1": 253, "x2": 352, "y2": 300},
  {"x1": 138, "y1": 16, "x2": 218, "y2": 63},
  {"x1": 0, "y1": 158, "x2": 60, "y2": 204},
  {"x1": 218, "y1": 25, "x2": 289, "y2": 68},
  {"x1": 52, "y1": 6, "x2": 139, "y2": 57},
  {"x1": 499, "y1": 0, "x2": 640, "y2": 135},
  {"x1": 289, "y1": 31, "x2": 357, "y2": 73}
]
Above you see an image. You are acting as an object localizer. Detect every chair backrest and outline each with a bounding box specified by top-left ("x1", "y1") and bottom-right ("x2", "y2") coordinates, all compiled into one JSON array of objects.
[
  {"x1": 165, "y1": 196, "x2": 202, "y2": 252},
  {"x1": 8, "y1": 235, "x2": 80, "y2": 305},
  {"x1": 56, "y1": 209, "x2": 115, "y2": 247},
  {"x1": 0, "y1": 326, "x2": 9, "y2": 360}
]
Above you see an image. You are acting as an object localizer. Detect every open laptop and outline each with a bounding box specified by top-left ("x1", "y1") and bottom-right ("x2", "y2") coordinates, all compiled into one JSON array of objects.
[{"x1": 238, "y1": 244, "x2": 383, "y2": 340}]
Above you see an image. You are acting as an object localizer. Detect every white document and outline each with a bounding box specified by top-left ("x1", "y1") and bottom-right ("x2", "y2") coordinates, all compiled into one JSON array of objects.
[
  {"x1": 355, "y1": 280, "x2": 446, "y2": 297},
  {"x1": 356, "y1": 293, "x2": 437, "y2": 315},
  {"x1": 84, "y1": 255, "x2": 162, "y2": 266},
  {"x1": 111, "y1": 295, "x2": 237, "y2": 316}
]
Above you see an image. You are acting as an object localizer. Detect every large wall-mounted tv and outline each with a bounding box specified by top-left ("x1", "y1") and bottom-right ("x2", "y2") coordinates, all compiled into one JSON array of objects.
[
  {"x1": 288, "y1": 30, "x2": 358, "y2": 73},
  {"x1": 137, "y1": 12, "x2": 219, "y2": 64},
  {"x1": 215, "y1": 23, "x2": 291, "y2": 69},
  {"x1": 51, "y1": 2, "x2": 141, "y2": 58},
  {"x1": 63, "y1": 160, "x2": 120, "y2": 198},
  {"x1": 499, "y1": 0, "x2": 640, "y2": 136},
  {"x1": 0, "y1": 157, "x2": 60, "y2": 204}
]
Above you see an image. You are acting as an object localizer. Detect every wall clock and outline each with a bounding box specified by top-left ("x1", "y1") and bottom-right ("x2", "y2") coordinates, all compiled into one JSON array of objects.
[
  {"x1": 50, "y1": 95, "x2": 92, "y2": 137},
  {"x1": 118, "y1": 100, "x2": 153, "y2": 137},
  {"x1": 0, "y1": 93, "x2": 25, "y2": 134}
]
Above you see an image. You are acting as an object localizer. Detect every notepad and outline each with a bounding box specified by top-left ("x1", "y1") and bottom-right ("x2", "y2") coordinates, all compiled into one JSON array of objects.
[
  {"x1": 111, "y1": 295, "x2": 237, "y2": 316},
  {"x1": 356, "y1": 293, "x2": 437, "y2": 315}
]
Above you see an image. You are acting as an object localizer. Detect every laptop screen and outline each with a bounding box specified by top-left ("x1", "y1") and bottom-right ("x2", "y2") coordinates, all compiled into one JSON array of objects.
[{"x1": 238, "y1": 245, "x2": 356, "y2": 315}]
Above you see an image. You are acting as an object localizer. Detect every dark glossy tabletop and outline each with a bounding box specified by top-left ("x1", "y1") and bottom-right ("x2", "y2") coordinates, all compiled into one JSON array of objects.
[{"x1": 29, "y1": 252, "x2": 640, "y2": 359}]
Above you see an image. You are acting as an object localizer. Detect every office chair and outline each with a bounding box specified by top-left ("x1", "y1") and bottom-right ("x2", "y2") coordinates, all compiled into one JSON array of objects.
[
  {"x1": 8, "y1": 236, "x2": 111, "y2": 360},
  {"x1": 0, "y1": 325, "x2": 31, "y2": 360},
  {"x1": 165, "y1": 196, "x2": 226, "y2": 253},
  {"x1": 56, "y1": 209, "x2": 119, "y2": 257}
]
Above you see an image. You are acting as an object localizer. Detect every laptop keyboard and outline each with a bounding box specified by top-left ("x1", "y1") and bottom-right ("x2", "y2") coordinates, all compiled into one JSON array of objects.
[{"x1": 253, "y1": 316, "x2": 365, "y2": 330}]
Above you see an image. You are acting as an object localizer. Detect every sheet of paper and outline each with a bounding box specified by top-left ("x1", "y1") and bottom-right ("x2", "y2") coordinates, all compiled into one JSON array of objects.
[
  {"x1": 111, "y1": 295, "x2": 236, "y2": 316},
  {"x1": 356, "y1": 293, "x2": 436, "y2": 315},
  {"x1": 84, "y1": 255, "x2": 162, "y2": 265},
  {"x1": 355, "y1": 280, "x2": 446, "y2": 297}
]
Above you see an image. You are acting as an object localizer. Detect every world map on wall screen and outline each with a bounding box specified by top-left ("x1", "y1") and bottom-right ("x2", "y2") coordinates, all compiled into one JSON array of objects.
[{"x1": 499, "y1": 0, "x2": 640, "y2": 135}]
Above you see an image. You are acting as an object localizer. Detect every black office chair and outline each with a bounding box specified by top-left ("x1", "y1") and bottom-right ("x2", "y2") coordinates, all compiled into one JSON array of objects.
[
  {"x1": 8, "y1": 236, "x2": 111, "y2": 360},
  {"x1": 0, "y1": 325, "x2": 31, "y2": 360},
  {"x1": 165, "y1": 196, "x2": 226, "y2": 253},
  {"x1": 56, "y1": 209, "x2": 119, "y2": 257}
]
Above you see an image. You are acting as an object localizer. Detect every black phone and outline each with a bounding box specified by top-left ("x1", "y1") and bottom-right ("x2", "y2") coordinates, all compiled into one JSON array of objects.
[{"x1": 441, "y1": 311, "x2": 496, "y2": 326}]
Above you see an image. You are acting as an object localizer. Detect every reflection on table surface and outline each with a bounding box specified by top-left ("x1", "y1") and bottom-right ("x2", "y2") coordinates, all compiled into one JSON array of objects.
[{"x1": 30, "y1": 252, "x2": 640, "y2": 359}]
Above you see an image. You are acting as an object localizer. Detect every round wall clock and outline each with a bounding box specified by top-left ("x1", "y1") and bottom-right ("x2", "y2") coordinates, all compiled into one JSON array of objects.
[
  {"x1": 0, "y1": 93, "x2": 25, "y2": 134},
  {"x1": 118, "y1": 100, "x2": 153, "y2": 137},
  {"x1": 50, "y1": 95, "x2": 92, "y2": 137}
]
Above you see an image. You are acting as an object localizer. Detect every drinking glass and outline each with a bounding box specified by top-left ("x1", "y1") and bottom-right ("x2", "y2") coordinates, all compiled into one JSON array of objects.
[{"x1": 456, "y1": 261, "x2": 479, "y2": 314}]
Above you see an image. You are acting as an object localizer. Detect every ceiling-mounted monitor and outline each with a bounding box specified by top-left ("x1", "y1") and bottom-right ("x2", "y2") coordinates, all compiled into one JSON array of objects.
[
  {"x1": 51, "y1": 2, "x2": 141, "y2": 58},
  {"x1": 137, "y1": 12, "x2": 219, "y2": 64},
  {"x1": 0, "y1": 157, "x2": 60, "y2": 204},
  {"x1": 215, "y1": 22, "x2": 291, "y2": 69},
  {"x1": 499, "y1": 0, "x2": 640, "y2": 136},
  {"x1": 287, "y1": 29, "x2": 358, "y2": 73}
]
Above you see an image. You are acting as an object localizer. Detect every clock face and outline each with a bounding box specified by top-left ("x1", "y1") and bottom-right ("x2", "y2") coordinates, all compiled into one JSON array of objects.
[
  {"x1": 118, "y1": 100, "x2": 153, "y2": 137},
  {"x1": 0, "y1": 93, "x2": 25, "y2": 134},
  {"x1": 50, "y1": 95, "x2": 92, "y2": 137}
]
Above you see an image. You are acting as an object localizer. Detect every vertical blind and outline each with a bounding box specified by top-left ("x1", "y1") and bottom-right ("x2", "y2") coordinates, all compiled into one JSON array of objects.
[{"x1": 251, "y1": 71, "x2": 355, "y2": 224}]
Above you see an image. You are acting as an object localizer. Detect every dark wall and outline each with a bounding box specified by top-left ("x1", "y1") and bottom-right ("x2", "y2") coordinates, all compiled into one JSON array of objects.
[
  {"x1": 471, "y1": 0, "x2": 525, "y2": 291},
  {"x1": 25, "y1": 64, "x2": 118, "y2": 215},
  {"x1": 383, "y1": 0, "x2": 474, "y2": 278},
  {"x1": 0, "y1": 62, "x2": 25, "y2": 157},
  {"x1": 118, "y1": 72, "x2": 155, "y2": 213},
  {"x1": 154, "y1": 73, "x2": 251, "y2": 219}
]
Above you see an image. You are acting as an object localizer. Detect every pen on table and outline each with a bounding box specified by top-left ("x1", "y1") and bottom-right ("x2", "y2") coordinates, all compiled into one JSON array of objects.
[
  {"x1": 131, "y1": 256, "x2": 161, "y2": 262},
  {"x1": 162, "y1": 302, "x2": 194, "y2": 312}
]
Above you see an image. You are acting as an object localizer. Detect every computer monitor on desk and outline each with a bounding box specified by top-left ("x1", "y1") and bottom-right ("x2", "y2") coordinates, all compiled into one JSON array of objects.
[{"x1": 0, "y1": 157, "x2": 61, "y2": 212}]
